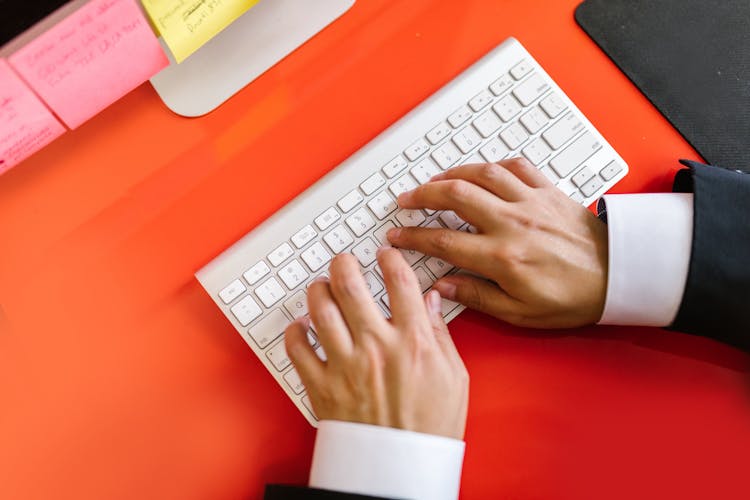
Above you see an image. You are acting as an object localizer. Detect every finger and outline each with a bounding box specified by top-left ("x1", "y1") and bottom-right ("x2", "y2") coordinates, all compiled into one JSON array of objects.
[
  {"x1": 377, "y1": 247, "x2": 431, "y2": 330},
  {"x1": 307, "y1": 278, "x2": 353, "y2": 359},
  {"x1": 396, "y1": 179, "x2": 503, "y2": 230},
  {"x1": 387, "y1": 226, "x2": 497, "y2": 278},
  {"x1": 285, "y1": 317, "x2": 325, "y2": 387},
  {"x1": 497, "y1": 157, "x2": 551, "y2": 188},
  {"x1": 432, "y1": 273, "x2": 528, "y2": 323},
  {"x1": 429, "y1": 161, "x2": 530, "y2": 201},
  {"x1": 328, "y1": 253, "x2": 389, "y2": 340}
]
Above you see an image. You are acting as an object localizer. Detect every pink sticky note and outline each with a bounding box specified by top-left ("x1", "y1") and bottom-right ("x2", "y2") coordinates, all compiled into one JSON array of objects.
[
  {"x1": 9, "y1": 0, "x2": 169, "y2": 129},
  {"x1": 0, "y1": 59, "x2": 66, "y2": 175}
]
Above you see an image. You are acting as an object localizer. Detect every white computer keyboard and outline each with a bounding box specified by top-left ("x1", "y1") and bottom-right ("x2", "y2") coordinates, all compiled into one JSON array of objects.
[{"x1": 196, "y1": 37, "x2": 628, "y2": 426}]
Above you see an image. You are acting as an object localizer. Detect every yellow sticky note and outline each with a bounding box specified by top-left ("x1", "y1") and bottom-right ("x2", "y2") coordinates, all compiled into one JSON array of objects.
[{"x1": 141, "y1": 0, "x2": 260, "y2": 63}]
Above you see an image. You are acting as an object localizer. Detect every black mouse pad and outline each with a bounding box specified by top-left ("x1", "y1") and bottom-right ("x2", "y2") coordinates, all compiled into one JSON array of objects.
[{"x1": 575, "y1": 0, "x2": 750, "y2": 169}]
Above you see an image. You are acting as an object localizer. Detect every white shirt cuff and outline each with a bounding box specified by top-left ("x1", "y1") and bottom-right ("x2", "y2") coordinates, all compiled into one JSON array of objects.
[
  {"x1": 309, "y1": 420, "x2": 465, "y2": 500},
  {"x1": 597, "y1": 193, "x2": 694, "y2": 326}
]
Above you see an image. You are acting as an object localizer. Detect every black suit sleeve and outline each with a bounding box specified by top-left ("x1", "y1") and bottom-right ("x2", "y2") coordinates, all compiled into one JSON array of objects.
[
  {"x1": 264, "y1": 485, "x2": 393, "y2": 500},
  {"x1": 669, "y1": 160, "x2": 750, "y2": 349}
]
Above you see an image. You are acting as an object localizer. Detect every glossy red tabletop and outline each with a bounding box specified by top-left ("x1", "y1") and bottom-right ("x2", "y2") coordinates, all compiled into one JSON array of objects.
[{"x1": 1, "y1": 1, "x2": 748, "y2": 498}]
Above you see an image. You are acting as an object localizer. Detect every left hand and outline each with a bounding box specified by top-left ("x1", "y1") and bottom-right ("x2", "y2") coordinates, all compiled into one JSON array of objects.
[{"x1": 284, "y1": 250, "x2": 469, "y2": 440}]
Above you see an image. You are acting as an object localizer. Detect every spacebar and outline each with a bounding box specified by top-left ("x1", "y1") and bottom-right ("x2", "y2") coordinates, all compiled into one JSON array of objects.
[{"x1": 549, "y1": 132, "x2": 602, "y2": 178}]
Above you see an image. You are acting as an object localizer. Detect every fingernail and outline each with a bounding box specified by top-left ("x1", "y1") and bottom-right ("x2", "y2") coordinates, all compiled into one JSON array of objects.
[
  {"x1": 428, "y1": 290, "x2": 442, "y2": 316},
  {"x1": 434, "y1": 280, "x2": 457, "y2": 300},
  {"x1": 430, "y1": 172, "x2": 446, "y2": 181},
  {"x1": 387, "y1": 227, "x2": 401, "y2": 241},
  {"x1": 377, "y1": 244, "x2": 392, "y2": 255},
  {"x1": 296, "y1": 316, "x2": 311, "y2": 330},
  {"x1": 311, "y1": 276, "x2": 329, "y2": 285}
]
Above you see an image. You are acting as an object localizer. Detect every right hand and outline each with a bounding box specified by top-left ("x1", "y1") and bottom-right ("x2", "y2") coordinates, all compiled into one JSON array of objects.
[{"x1": 386, "y1": 158, "x2": 609, "y2": 329}]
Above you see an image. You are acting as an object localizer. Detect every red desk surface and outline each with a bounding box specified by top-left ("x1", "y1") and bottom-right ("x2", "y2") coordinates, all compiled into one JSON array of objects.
[{"x1": 1, "y1": 1, "x2": 748, "y2": 498}]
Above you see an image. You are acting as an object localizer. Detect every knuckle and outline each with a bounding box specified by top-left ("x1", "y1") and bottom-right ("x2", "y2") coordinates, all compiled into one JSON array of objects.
[
  {"x1": 480, "y1": 162, "x2": 502, "y2": 182},
  {"x1": 432, "y1": 230, "x2": 455, "y2": 254},
  {"x1": 333, "y1": 273, "x2": 364, "y2": 299},
  {"x1": 445, "y1": 179, "x2": 469, "y2": 201},
  {"x1": 390, "y1": 264, "x2": 416, "y2": 287}
]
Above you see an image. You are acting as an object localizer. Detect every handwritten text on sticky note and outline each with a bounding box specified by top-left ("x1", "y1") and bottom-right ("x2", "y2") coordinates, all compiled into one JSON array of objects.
[
  {"x1": 141, "y1": 0, "x2": 260, "y2": 63},
  {"x1": 9, "y1": 0, "x2": 169, "y2": 129},
  {"x1": 0, "y1": 60, "x2": 65, "y2": 175}
]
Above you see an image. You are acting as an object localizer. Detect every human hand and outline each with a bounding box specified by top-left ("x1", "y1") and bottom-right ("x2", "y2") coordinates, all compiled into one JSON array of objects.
[
  {"x1": 387, "y1": 158, "x2": 608, "y2": 329},
  {"x1": 284, "y1": 250, "x2": 469, "y2": 440}
]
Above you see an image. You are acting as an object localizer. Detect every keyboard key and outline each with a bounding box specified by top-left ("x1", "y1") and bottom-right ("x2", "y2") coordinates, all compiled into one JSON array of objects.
[
  {"x1": 489, "y1": 73, "x2": 514, "y2": 95},
  {"x1": 399, "y1": 248, "x2": 424, "y2": 266},
  {"x1": 540, "y1": 165, "x2": 559, "y2": 184},
  {"x1": 314, "y1": 207, "x2": 341, "y2": 231},
  {"x1": 441, "y1": 298, "x2": 461, "y2": 317},
  {"x1": 414, "y1": 266, "x2": 435, "y2": 292},
  {"x1": 600, "y1": 160, "x2": 624, "y2": 181},
  {"x1": 279, "y1": 259, "x2": 310, "y2": 290},
  {"x1": 307, "y1": 331, "x2": 318, "y2": 347},
  {"x1": 363, "y1": 271, "x2": 384, "y2": 296},
  {"x1": 301, "y1": 395, "x2": 317, "y2": 418},
  {"x1": 219, "y1": 279, "x2": 246, "y2": 304},
  {"x1": 465, "y1": 152, "x2": 484, "y2": 164},
  {"x1": 426, "y1": 121, "x2": 452, "y2": 144},
  {"x1": 439, "y1": 211, "x2": 465, "y2": 230},
  {"x1": 425, "y1": 256, "x2": 453, "y2": 279},
  {"x1": 448, "y1": 105, "x2": 472, "y2": 128},
  {"x1": 512, "y1": 73, "x2": 550, "y2": 106},
  {"x1": 368, "y1": 192, "x2": 398, "y2": 220},
  {"x1": 452, "y1": 126, "x2": 482, "y2": 154},
  {"x1": 469, "y1": 89, "x2": 494, "y2": 111},
  {"x1": 315, "y1": 345, "x2": 327, "y2": 362},
  {"x1": 493, "y1": 94, "x2": 522, "y2": 122},
  {"x1": 360, "y1": 172, "x2": 386, "y2": 195},
  {"x1": 338, "y1": 190, "x2": 364, "y2": 213},
  {"x1": 543, "y1": 112, "x2": 584, "y2": 150},
  {"x1": 432, "y1": 142, "x2": 462, "y2": 169},
  {"x1": 248, "y1": 308, "x2": 288, "y2": 348},
  {"x1": 410, "y1": 158, "x2": 441, "y2": 184},
  {"x1": 540, "y1": 92, "x2": 567, "y2": 118},
  {"x1": 580, "y1": 176, "x2": 604, "y2": 198},
  {"x1": 266, "y1": 338, "x2": 292, "y2": 371},
  {"x1": 473, "y1": 109, "x2": 503, "y2": 137},
  {"x1": 522, "y1": 138, "x2": 552, "y2": 166},
  {"x1": 396, "y1": 209, "x2": 426, "y2": 227},
  {"x1": 352, "y1": 237, "x2": 378, "y2": 267},
  {"x1": 479, "y1": 137, "x2": 510, "y2": 162},
  {"x1": 510, "y1": 59, "x2": 532, "y2": 80},
  {"x1": 301, "y1": 242, "x2": 332, "y2": 272},
  {"x1": 389, "y1": 175, "x2": 418, "y2": 198},
  {"x1": 268, "y1": 242, "x2": 294, "y2": 267},
  {"x1": 549, "y1": 132, "x2": 602, "y2": 178},
  {"x1": 374, "y1": 221, "x2": 397, "y2": 244},
  {"x1": 324, "y1": 225, "x2": 354, "y2": 253},
  {"x1": 569, "y1": 191, "x2": 585, "y2": 204},
  {"x1": 571, "y1": 166, "x2": 595, "y2": 187},
  {"x1": 520, "y1": 106, "x2": 550, "y2": 134},
  {"x1": 255, "y1": 277, "x2": 286, "y2": 308},
  {"x1": 291, "y1": 225, "x2": 317, "y2": 249},
  {"x1": 404, "y1": 137, "x2": 430, "y2": 161},
  {"x1": 382, "y1": 155, "x2": 409, "y2": 178},
  {"x1": 284, "y1": 368, "x2": 305, "y2": 394},
  {"x1": 243, "y1": 261, "x2": 271, "y2": 285},
  {"x1": 284, "y1": 290, "x2": 308, "y2": 319},
  {"x1": 500, "y1": 122, "x2": 529, "y2": 150},
  {"x1": 230, "y1": 295, "x2": 263, "y2": 326},
  {"x1": 345, "y1": 207, "x2": 376, "y2": 237}
]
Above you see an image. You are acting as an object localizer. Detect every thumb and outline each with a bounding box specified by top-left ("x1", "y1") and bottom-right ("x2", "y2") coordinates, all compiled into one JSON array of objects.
[{"x1": 433, "y1": 273, "x2": 524, "y2": 322}]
